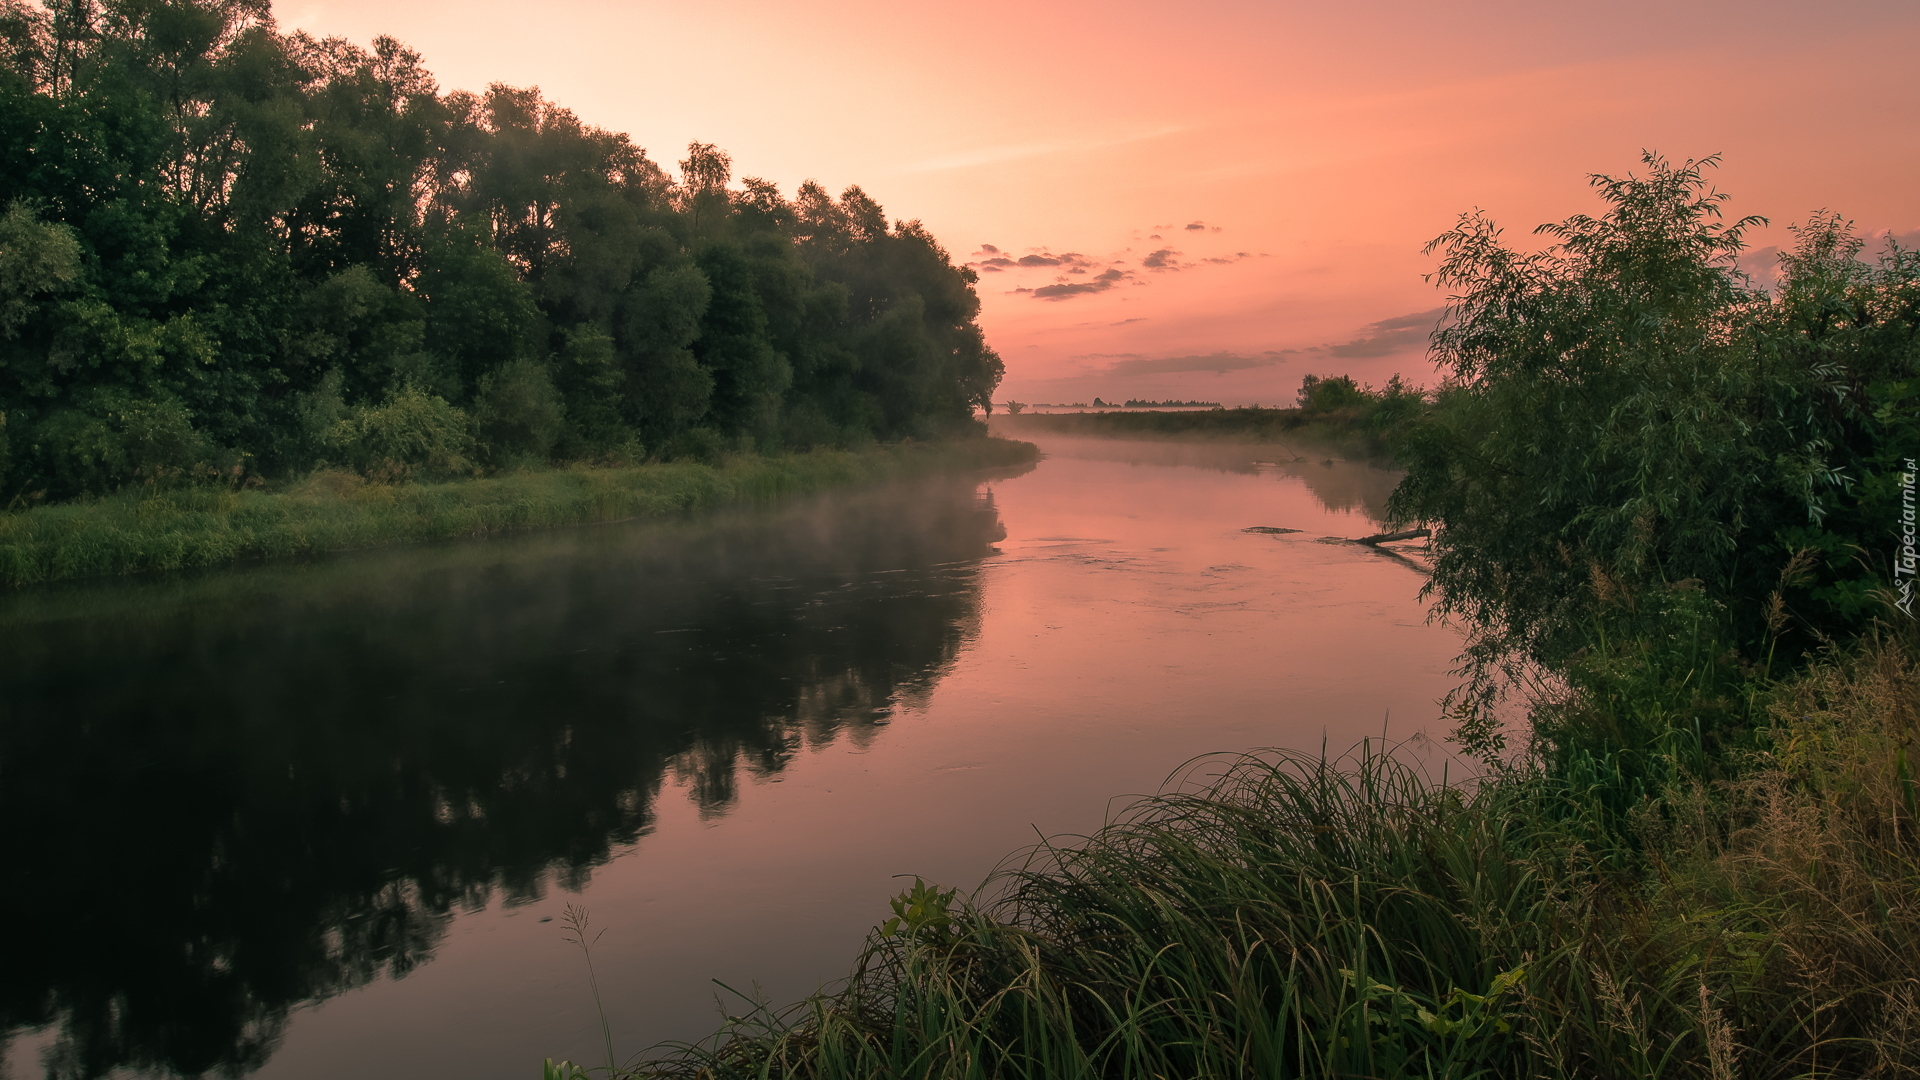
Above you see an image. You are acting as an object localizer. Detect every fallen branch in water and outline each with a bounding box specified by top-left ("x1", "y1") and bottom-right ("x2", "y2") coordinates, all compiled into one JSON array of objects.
[
  {"x1": 1353, "y1": 528, "x2": 1429, "y2": 546},
  {"x1": 1245, "y1": 524, "x2": 1429, "y2": 548}
]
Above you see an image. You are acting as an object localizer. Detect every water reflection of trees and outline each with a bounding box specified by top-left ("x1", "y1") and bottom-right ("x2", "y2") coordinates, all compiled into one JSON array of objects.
[{"x1": 0, "y1": 477, "x2": 1009, "y2": 1079}]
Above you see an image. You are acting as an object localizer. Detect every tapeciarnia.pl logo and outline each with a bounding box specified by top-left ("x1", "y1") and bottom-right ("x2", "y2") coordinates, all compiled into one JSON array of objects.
[{"x1": 1897, "y1": 458, "x2": 1917, "y2": 619}]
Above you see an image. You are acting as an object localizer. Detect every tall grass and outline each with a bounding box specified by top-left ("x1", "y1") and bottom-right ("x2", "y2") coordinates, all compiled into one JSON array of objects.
[
  {"x1": 615, "y1": 639, "x2": 1920, "y2": 1080},
  {"x1": 0, "y1": 438, "x2": 1038, "y2": 587}
]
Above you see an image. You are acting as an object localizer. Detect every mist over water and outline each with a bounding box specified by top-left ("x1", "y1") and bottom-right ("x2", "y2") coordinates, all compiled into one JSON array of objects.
[
  {"x1": 1010, "y1": 434, "x2": 1402, "y2": 519},
  {"x1": 1, "y1": 437, "x2": 1463, "y2": 1080}
]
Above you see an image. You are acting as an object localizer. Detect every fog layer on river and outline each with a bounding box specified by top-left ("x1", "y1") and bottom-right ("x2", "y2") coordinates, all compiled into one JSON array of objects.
[{"x1": 1, "y1": 435, "x2": 1462, "y2": 1080}]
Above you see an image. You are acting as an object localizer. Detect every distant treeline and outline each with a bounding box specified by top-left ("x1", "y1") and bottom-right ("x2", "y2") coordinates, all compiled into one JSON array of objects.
[
  {"x1": 0, "y1": 0, "x2": 1003, "y2": 502},
  {"x1": 995, "y1": 375, "x2": 1423, "y2": 455}
]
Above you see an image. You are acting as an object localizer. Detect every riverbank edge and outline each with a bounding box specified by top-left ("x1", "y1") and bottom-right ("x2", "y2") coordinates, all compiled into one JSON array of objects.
[{"x1": 0, "y1": 437, "x2": 1040, "y2": 588}]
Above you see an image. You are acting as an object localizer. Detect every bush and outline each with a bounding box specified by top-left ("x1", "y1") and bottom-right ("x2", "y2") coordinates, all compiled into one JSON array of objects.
[
  {"x1": 662, "y1": 426, "x2": 730, "y2": 464},
  {"x1": 474, "y1": 358, "x2": 566, "y2": 466},
  {"x1": 1388, "y1": 154, "x2": 1920, "y2": 748},
  {"x1": 31, "y1": 389, "x2": 224, "y2": 496},
  {"x1": 326, "y1": 386, "x2": 473, "y2": 481},
  {"x1": 1296, "y1": 373, "x2": 1371, "y2": 412},
  {"x1": 0, "y1": 202, "x2": 82, "y2": 338}
]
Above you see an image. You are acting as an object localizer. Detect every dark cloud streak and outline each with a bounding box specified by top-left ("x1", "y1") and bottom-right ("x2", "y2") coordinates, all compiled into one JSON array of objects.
[
  {"x1": 1327, "y1": 307, "x2": 1445, "y2": 358},
  {"x1": 1028, "y1": 280, "x2": 1117, "y2": 300},
  {"x1": 1103, "y1": 350, "x2": 1288, "y2": 375}
]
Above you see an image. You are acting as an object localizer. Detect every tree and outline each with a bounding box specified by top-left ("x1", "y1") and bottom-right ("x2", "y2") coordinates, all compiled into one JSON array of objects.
[{"x1": 1389, "y1": 154, "x2": 1920, "y2": 751}]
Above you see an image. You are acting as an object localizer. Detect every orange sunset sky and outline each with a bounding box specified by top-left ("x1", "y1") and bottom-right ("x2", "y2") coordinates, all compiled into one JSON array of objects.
[{"x1": 279, "y1": 0, "x2": 1920, "y2": 405}]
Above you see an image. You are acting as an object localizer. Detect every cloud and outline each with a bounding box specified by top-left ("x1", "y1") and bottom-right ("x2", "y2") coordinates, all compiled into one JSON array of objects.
[
  {"x1": 1737, "y1": 226, "x2": 1920, "y2": 290},
  {"x1": 1328, "y1": 307, "x2": 1445, "y2": 358},
  {"x1": 971, "y1": 249, "x2": 1097, "y2": 271},
  {"x1": 1734, "y1": 245, "x2": 1784, "y2": 288},
  {"x1": 1013, "y1": 265, "x2": 1136, "y2": 300},
  {"x1": 1103, "y1": 350, "x2": 1288, "y2": 376},
  {"x1": 1134, "y1": 247, "x2": 1244, "y2": 270},
  {"x1": 981, "y1": 229, "x2": 1260, "y2": 291},
  {"x1": 1025, "y1": 280, "x2": 1119, "y2": 300},
  {"x1": 1868, "y1": 226, "x2": 1920, "y2": 251},
  {"x1": 1366, "y1": 308, "x2": 1447, "y2": 332}
]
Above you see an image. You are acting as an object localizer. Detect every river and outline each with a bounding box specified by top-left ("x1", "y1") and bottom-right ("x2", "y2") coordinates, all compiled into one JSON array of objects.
[{"x1": 0, "y1": 433, "x2": 1464, "y2": 1079}]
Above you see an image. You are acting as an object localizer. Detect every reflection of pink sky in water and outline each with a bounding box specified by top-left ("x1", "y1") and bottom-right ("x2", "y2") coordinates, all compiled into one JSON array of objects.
[{"x1": 244, "y1": 444, "x2": 1464, "y2": 1079}]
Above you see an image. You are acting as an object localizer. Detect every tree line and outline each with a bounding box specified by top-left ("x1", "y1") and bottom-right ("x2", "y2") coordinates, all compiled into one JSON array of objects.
[{"x1": 0, "y1": 0, "x2": 1004, "y2": 501}]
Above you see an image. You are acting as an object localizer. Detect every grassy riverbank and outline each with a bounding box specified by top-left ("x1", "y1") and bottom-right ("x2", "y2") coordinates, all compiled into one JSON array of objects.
[
  {"x1": 592, "y1": 636, "x2": 1918, "y2": 1080},
  {"x1": 0, "y1": 438, "x2": 1037, "y2": 587}
]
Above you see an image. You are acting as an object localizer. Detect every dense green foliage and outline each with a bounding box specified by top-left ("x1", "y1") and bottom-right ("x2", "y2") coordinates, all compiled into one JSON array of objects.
[
  {"x1": 0, "y1": 0, "x2": 1003, "y2": 504},
  {"x1": 1389, "y1": 155, "x2": 1918, "y2": 754}
]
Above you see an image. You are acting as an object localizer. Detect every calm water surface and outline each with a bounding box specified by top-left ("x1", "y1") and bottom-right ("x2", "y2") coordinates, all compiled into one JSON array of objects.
[{"x1": 1, "y1": 435, "x2": 1463, "y2": 1080}]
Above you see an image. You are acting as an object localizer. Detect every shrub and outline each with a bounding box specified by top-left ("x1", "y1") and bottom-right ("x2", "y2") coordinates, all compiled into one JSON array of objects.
[
  {"x1": 31, "y1": 389, "x2": 221, "y2": 496},
  {"x1": 1389, "y1": 154, "x2": 1920, "y2": 749},
  {"x1": 326, "y1": 386, "x2": 473, "y2": 481},
  {"x1": 474, "y1": 358, "x2": 566, "y2": 466},
  {"x1": 1296, "y1": 373, "x2": 1371, "y2": 412}
]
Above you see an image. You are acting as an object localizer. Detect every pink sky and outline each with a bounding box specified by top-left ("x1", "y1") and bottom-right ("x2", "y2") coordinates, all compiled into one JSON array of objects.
[{"x1": 280, "y1": 0, "x2": 1920, "y2": 405}]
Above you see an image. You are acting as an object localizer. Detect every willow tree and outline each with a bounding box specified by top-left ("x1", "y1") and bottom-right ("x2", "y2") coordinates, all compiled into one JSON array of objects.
[{"x1": 1390, "y1": 155, "x2": 1920, "y2": 756}]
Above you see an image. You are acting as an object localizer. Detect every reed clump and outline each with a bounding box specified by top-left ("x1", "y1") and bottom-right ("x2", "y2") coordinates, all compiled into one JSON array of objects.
[
  {"x1": 614, "y1": 639, "x2": 1919, "y2": 1080},
  {"x1": 0, "y1": 438, "x2": 1038, "y2": 587}
]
